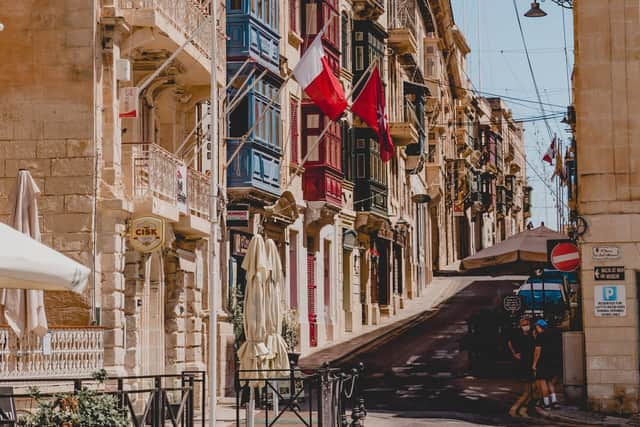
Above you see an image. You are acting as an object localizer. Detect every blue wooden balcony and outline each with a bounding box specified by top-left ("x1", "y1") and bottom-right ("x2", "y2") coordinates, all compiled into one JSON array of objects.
[
  {"x1": 226, "y1": 66, "x2": 282, "y2": 198},
  {"x1": 227, "y1": 0, "x2": 280, "y2": 73}
]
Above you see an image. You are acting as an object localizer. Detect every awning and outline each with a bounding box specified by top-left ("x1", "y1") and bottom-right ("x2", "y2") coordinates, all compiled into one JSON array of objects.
[{"x1": 410, "y1": 175, "x2": 430, "y2": 203}]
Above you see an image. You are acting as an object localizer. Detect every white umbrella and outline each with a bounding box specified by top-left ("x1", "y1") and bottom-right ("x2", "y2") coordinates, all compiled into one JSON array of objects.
[
  {"x1": 237, "y1": 234, "x2": 270, "y2": 427},
  {"x1": 264, "y1": 239, "x2": 289, "y2": 373},
  {"x1": 1, "y1": 171, "x2": 49, "y2": 337},
  {"x1": 264, "y1": 239, "x2": 290, "y2": 415}
]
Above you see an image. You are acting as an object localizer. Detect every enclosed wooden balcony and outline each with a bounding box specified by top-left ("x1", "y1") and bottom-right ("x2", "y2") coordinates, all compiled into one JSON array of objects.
[{"x1": 0, "y1": 327, "x2": 103, "y2": 379}]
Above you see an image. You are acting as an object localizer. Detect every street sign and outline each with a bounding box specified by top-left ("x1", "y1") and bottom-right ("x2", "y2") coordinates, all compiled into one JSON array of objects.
[
  {"x1": 503, "y1": 295, "x2": 522, "y2": 314},
  {"x1": 592, "y1": 246, "x2": 620, "y2": 260},
  {"x1": 550, "y1": 242, "x2": 580, "y2": 272},
  {"x1": 594, "y1": 285, "x2": 626, "y2": 317},
  {"x1": 594, "y1": 266, "x2": 625, "y2": 281},
  {"x1": 227, "y1": 204, "x2": 249, "y2": 227}
]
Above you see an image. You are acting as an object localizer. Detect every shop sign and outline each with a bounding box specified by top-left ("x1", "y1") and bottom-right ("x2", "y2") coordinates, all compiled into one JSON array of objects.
[
  {"x1": 119, "y1": 87, "x2": 138, "y2": 118},
  {"x1": 129, "y1": 216, "x2": 165, "y2": 253},
  {"x1": 342, "y1": 230, "x2": 358, "y2": 251},
  {"x1": 176, "y1": 163, "x2": 188, "y2": 214},
  {"x1": 227, "y1": 204, "x2": 250, "y2": 227},
  {"x1": 232, "y1": 232, "x2": 251, "y2": 256},
  {"x1": 594, "y1": 285, "x2": 626, "y2": 317},
  {"x1": 592, "y1": 246, "x2": 620, "y2": 260},
  {"x1": 594, "y1": 266, "x2": 625, "y2": 281},
  {"x1": 503, "y1": 295, "x2": 522, "y2": 314}
]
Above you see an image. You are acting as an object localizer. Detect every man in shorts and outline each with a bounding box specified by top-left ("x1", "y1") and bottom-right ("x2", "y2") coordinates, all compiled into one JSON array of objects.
[{"x1": 532, "y1": 319, "x2": 558, "y2": 409}]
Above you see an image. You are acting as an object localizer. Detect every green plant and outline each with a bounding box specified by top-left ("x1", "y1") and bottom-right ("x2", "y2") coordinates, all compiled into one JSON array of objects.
[
  {"x1": 19, "y1": 371, "x2": 127, "y2": 427},
  {"x1": 282, "y1": 309, "x2": 299, "y2": 352},
  {"x1": 232, "y1": 285, "x2": 245, "y2": 345}
]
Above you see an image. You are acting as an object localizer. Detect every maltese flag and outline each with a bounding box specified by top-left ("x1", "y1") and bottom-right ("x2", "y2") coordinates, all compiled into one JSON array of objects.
[
  {"x1": 542, "y1": 135, "x2": 557, "y2": 164},
  {"x1": 293, "y1": 32, "x2": 348, "y2": 120}
]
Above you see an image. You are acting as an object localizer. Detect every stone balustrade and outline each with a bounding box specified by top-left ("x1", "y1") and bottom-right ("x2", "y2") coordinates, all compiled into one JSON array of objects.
[
  {"x1": 0, "y1": 328, "x2": 104, "y2": 378},
  {"x1": 118, "y1": 0, "x2": 212, "y2": 59}
]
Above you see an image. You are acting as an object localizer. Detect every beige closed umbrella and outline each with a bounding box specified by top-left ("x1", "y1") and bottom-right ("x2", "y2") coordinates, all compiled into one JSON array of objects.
[
  {"x1": 264, "y1": 239, "x2": 289, "y2": 373},
  {"x1": 1, "y1": 170, "x2": 48, "y2": 337}
]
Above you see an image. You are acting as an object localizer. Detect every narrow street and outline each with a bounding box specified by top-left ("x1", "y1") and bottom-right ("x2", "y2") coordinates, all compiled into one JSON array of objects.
[{"x1": 336, "y1": 280, "x2": 556, "y2": 426}]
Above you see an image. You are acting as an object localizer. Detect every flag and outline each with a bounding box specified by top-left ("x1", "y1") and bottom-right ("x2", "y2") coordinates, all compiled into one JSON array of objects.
[
  {"x1": 350, "y1": 66, "x2": 395, "y2": 162},
  {"x1": 542, "y1": 135, "x2": 557, "y2": 164},
  {"x1": 293, "y1": 31, "x2": 348, "y2": 120},
  {"x1": 552, "y1": 145, "x2": 563, "y2": 180}
]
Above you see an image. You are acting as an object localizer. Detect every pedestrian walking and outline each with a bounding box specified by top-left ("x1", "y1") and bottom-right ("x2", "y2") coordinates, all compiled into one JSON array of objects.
[
  {"x1": 507, "y1": 317, "x2": 535, "y2": 417},
  {"x1": 532, "y1": 319, "x2": 559, "y2": 409}
]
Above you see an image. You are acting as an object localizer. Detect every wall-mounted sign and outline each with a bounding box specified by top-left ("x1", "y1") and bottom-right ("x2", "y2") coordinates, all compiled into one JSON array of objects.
[
  {"x1": 176, "y1": 163, "x2": 188, "y2": 214},
  {"x1": 594, "y1": 285, "x2": 626, "y2": 317},
  {"x1": 592, "y1": 246, "x2": 620, "y2": 260},
  {"x1": 129, "y1": 216, "x2": 165, "y2": 253},
  {"x1": 594, "y1": 266, "x2": 625, "y2": 281},
  {"x1": 232, "y1": 232, "x2": 251, "y2": 256},
  {"x1": 453, "y1": 202, "x2": 465, "y2": 217},
  {"x1": 119, "y1": 87, "x2": 138, "y2": 118},
  {"x1": 342, "y1": 230, "x2": 358, "y2": 251},
  {"x1": 227, "y1": 204, "x2": 250, "y2": 228},
  {"x1": 503, "y1": 295, "x2": 522, "y2": 314}
]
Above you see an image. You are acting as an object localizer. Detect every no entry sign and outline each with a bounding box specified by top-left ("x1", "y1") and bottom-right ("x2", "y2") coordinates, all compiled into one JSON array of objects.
[{"x1": 550, "y1": 242, "x2": 580, "y2": 272}]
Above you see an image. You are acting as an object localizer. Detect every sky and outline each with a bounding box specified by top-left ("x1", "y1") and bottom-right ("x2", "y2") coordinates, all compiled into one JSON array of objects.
[{"x1": 450, "y1": 0, "x2": 574, "y2": 230}]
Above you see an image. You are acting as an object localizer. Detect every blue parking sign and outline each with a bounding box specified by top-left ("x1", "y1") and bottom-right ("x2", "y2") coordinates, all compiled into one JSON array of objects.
[{"x1": 602, "y1": 286, "x2": 617, "y2": 301}]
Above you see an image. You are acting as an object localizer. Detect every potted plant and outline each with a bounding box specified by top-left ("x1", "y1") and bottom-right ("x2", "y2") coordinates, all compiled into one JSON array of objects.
[{"x1": 282, "y1": 309, "x2": 300, "y2": 365}]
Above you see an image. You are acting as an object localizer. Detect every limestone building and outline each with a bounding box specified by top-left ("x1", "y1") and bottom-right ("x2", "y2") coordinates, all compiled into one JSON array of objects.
[{"x1": 573, "y1": 0, "x2": 640, "y2": 413}]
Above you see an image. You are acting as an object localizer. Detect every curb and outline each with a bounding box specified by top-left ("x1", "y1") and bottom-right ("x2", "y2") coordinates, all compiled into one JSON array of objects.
[{"x1": 535, "y1": 407, "x2": 631, "y2": 427}]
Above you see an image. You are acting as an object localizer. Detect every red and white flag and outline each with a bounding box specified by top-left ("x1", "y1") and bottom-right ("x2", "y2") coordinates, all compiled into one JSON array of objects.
[
  {"x1": 350, "y1": 66, "x2": 395, "y2": 162},
  {"x1": 293, "y1": 31, "x2": 347, "y2": 121},
  {"x1": 542, "y1": 135, "x2": 557, "y2": 164}
]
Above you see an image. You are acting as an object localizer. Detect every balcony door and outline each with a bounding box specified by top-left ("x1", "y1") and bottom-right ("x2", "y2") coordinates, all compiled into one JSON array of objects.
[{"x1": 142, "y1": 252, "x2": 166, "y2": 375}]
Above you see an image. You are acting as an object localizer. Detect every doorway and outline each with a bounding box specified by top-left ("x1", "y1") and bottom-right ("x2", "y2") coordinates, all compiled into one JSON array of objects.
[{"x1": 141, "y1": 252, "x2": 165, "y2": 375}]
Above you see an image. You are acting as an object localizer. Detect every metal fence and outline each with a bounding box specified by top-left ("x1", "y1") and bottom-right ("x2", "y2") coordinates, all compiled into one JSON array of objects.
[
  {"x1": 0, "y1": 371, "x2": 205, "y2": 427},
  {"x1": 235, "y1": 361, "x2": 366, "y2": 426}
]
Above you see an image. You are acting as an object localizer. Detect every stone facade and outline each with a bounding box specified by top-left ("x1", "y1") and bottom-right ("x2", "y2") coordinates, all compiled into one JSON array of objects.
[{"x1": 573, "y1": 0, "x2": 640, "y2": 414}]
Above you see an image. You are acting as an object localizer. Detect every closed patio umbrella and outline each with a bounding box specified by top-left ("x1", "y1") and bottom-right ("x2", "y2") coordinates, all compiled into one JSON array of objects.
[
  {"x1": 1, "y1": 171, "x2": 48, "y2": 337},
  {"x1": 264, "y1": 239, "x2": 289, "y2": 374},
  {"x1": 238, "y1": 234, "x2": 270, "y2": 427},
  {"x1": 460, "y1": 226, "x2": 568, "y2": 275}
]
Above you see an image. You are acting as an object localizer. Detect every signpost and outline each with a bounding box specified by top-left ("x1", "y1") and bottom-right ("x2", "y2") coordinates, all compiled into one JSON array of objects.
[
  {"x1": 594, "y1": 285, "x2": 626, "y2": 317},
  {"x1": 550, "y1": 241, "x2": 580, "y2": 272},
  {"x1": 503, "y1": 295, "x2": 522, "y2": 315},
  {"x1": 594, "y1": 266, "x2": 625, "y2": 281}
]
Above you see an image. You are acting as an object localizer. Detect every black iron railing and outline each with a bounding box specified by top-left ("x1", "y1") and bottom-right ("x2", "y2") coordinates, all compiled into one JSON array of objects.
[
  {"x1": 234, "y1": 361, "x2": 366, "y2": 427},
  {"x1": 0, "y1": 371, "x2": 205, "y2": 427}
]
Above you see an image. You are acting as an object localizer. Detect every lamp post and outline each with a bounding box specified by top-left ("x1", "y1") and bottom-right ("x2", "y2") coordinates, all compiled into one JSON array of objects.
[{"x1": 208, "y1": 0, "x2": 219, "y2": 425}]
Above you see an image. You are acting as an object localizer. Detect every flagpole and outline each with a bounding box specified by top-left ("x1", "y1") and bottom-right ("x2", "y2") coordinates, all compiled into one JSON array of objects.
[{"x1": 297, "y1": 58, "x2": 378, "y2": 169}]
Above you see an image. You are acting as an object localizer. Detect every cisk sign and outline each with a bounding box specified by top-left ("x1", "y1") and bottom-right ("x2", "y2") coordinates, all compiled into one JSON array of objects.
[{"x1": 129, "y1": 216, "x2": 165, "y2": 253}]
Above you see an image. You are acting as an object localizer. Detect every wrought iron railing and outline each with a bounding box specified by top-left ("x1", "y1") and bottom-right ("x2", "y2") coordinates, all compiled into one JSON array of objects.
[
  {"x1": 128, "y1": 143, "x2": 180, "y2": 203},
  {"x1": 0, "y1": 327, "x2": 103, "y2": 379},
  {"x1": 234, "y1": 361, "x2": 366, "y2": 427},
  {"x1": 187, "y1": 168, "x2": 210, "y2": 219},
  {"x1": 0, "y1": 371, "x2": 205, "y2": 427},
  {"x1": 389, "y1": 0, "x2": 416, "y2": 37},
  {"x1": 118, "y1": 0, "x2": 212, "y2": 59}
]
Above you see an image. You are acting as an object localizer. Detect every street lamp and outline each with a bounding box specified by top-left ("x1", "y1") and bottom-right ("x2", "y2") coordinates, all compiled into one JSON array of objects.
[
  {"x1": 524, "y1": 1, "x2": 547, "y2": 18},
  {"x1": 0, "y1": 22, "x2": 4, "y2": 31}
]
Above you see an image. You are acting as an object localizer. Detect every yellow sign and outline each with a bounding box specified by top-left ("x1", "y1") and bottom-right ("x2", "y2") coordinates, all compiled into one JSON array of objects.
[{"x1": 129, "y1": 216, "x2": 165, "y2": 253}]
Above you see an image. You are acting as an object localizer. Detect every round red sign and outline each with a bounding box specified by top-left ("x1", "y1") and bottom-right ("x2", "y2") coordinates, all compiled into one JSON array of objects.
[{"x1": 551, "y1": 242, "x2": 580, "y2": 272}]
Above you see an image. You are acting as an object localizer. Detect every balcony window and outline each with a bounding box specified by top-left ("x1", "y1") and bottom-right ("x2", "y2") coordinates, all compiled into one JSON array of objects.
[{"x1": 352, "y1": 21, "x2": 386, "y2": 82}]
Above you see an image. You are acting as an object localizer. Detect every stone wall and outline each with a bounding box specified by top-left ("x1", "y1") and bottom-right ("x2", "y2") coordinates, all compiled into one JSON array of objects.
[
  {"x1": 574, "y1": 0, "x2": 640, "y2": 414},
  {"x1": 0, "y1": 0, "x2": 96, "y2": 325}
]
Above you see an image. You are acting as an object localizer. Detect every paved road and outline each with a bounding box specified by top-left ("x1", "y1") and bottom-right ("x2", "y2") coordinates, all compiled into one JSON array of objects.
[{"x1": 336, "y1": 280, "x2": 557, "y2": 427}]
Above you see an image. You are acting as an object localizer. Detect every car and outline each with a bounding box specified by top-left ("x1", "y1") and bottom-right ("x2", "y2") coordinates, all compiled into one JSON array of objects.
[{"x1": 516, "y1": 281, "x2": 568, "y2": 325}]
